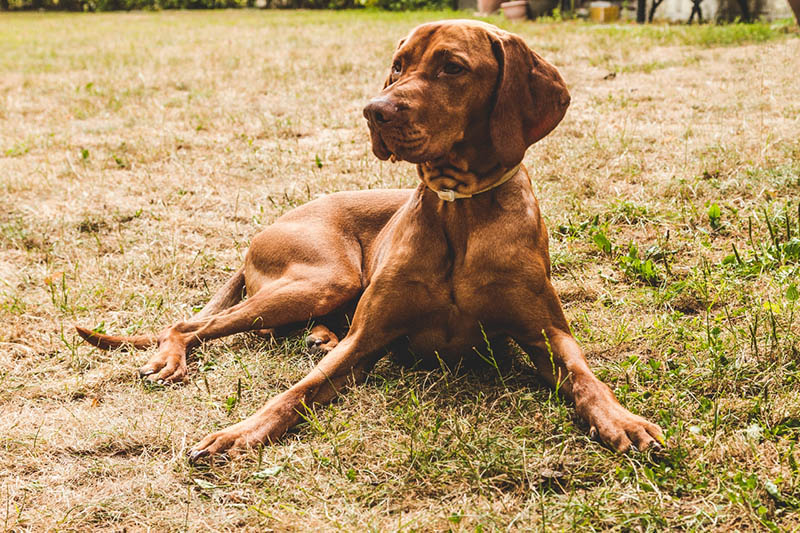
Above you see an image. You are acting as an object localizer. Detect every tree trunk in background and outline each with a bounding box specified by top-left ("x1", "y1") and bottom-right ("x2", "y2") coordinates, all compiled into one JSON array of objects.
[
  {"x1": 789, "y1": 0, "x2": 800, "y2": 24},
  {"x1": 735, "y1": 0, "x2": 751, "y2": 21},
  {"x1": 0, "y1": 0, "x2": 8, "y2": 10}
]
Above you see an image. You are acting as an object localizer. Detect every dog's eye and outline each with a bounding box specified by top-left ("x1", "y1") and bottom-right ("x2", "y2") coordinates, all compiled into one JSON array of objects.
[
  {"x1": 442, "y1": 62, "x2": 465, "y2": 75},
  {"x1": 392, "y1": 61, "x2": 402, "y2": 74}
]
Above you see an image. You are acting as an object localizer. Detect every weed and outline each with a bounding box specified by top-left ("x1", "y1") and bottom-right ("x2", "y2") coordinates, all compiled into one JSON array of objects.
[
  {"x1": 708, "y1": 202, "x2": 722, "y2": 231},
  {"x1": 723, "y1": 201, "x2": 800, "y2": 275},
  {"x1": 5, "y1": 140, "x2": 29, "y2": 157}
]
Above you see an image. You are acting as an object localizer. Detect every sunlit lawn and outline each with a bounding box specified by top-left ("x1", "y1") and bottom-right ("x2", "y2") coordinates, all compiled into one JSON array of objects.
[{"x1": 1, "y1": 9, "x2": 799, "y2": 531}]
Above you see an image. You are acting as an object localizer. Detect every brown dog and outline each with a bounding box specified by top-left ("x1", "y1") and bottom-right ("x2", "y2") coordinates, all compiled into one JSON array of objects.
[{"x1": 77, "y1": 20, "x2": 664, "y2": 460}]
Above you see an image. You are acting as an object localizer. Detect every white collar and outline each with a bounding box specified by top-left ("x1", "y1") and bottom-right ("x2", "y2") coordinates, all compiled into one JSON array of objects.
[{"x1": 427, "y1": 164, "x2": 522, "y2": 202}]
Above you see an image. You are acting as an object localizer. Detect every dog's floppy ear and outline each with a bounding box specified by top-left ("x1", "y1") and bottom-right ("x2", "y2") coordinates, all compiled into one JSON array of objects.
[{"x1": 489, "y1": 32, "x2": 570, "y2": 167}]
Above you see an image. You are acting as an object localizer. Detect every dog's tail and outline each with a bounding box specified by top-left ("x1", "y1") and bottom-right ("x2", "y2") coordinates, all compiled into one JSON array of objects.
[
  {"x1": 75, "y1": 326, "x2": 157, "y2": 350},
  {"x1": 75, "y1": 266, "x2": 247, "y2": 351},
  {"x1": 191, "y1": 266, "x2": 246, "y2": 319}
]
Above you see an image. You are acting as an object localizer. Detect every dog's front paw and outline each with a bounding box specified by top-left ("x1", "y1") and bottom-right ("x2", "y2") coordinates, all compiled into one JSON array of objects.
[
  {"x1": 571, "y1": 378, "x2": 664, "y2": 453},
  {"x1": 138, "y1": 346, "x2": 187, "y2": 384},
  {"x1": 584, "y1": 401, "x2": 664, "y2": 453},
  {"x1": 189, "y1": 417, "x2": 283, "y2": 463}
]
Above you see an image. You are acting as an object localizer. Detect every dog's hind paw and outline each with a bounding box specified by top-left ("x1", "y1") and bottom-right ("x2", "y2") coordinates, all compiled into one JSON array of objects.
[
  {"x1": 305, "y1": 324, "x2": 339, "y2": 354},
  {"x1": 305, "y1": 335, "x2": 336, "y2": 354}
]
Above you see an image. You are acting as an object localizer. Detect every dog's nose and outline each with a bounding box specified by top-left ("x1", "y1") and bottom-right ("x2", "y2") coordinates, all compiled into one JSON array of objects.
[{"x1": 363, "y1": 98, "x2": 398, "y2": 125}]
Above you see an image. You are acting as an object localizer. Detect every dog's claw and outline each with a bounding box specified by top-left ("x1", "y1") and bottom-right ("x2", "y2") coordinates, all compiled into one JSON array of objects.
[
  {"x1": 188, "y1": 449, "x2": 208, "y2": 463},
  {"x1": 305, "y1": 336, "x2": 334, "y2": 356},
  {"x1": 139, "y1": 368, "x2": 155, "y2": 377},
  {"x1": 305, "y1": 336, "x2": 323, "y2": 348}
]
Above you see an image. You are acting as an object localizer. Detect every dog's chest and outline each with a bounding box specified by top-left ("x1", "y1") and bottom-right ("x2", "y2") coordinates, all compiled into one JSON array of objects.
[
  {"x1": 400, "y1": 265, "x2": 522, "y2": 354},
  {"x1": 377, "y1": 211, "x2": 545, "y2": 356}
]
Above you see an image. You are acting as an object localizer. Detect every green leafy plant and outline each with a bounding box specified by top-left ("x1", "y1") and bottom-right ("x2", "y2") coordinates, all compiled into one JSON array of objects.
[
  {"x1": 724, "y1": 202, "x2": 800, "y2": 275},
  {"x1": 708, "y1": 202, "x2": 722, "y2": 231},
  {"x1": 593, "y1": 230, "x2": 613, "y2": 255},
  {"x1": 619, "y1": 242, "x2": 662, "y2": 286}
]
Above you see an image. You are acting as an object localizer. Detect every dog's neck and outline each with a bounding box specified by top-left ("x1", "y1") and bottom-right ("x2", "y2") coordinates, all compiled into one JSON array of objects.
[
  {"x1": 415, "y1": 123, "x2": 521, "y2": 200},
  {"x1": 416, "y1": 151, "x2": 520, "y2": 201}
]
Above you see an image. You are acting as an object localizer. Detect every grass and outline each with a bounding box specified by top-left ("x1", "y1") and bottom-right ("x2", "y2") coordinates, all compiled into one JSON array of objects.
[{"x1": 1, "y1": 9, "x2": 799, "y2": 531}]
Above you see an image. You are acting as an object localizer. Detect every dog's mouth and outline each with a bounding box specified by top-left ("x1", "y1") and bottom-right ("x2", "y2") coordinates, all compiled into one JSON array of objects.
[{"x1": 368, "y1": 125, "x2": 433, "y2": 164}]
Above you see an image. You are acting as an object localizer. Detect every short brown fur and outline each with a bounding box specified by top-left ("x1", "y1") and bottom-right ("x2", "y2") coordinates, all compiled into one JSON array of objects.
[{"x1": 77, "y1": 20, "x2": 663, "y2": 460}]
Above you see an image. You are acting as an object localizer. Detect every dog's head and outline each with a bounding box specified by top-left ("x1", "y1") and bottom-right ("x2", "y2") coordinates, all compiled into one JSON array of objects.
[{"x1": 363, "y1": 20, "x2": 570, "y2": 169}]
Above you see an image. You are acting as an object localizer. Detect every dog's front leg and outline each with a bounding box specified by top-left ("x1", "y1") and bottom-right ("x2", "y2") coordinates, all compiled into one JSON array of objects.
[
  {"x1": 512, "y1": 287, "x2": 664, "y2": 452},
  {"x1": 189, "y1": 333, "x2": 381, "y2": 461},
  {"x1": 188, "y1": 285, "x2": 400, "y2": 462},
  {"x1": 518, "y1": 328, "x2": 663, "y2": 452}
]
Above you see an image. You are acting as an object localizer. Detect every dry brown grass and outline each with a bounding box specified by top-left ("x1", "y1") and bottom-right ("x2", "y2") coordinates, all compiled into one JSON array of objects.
[{"x1": 1, "y1": 10, "x2": 800, "y2": 531}]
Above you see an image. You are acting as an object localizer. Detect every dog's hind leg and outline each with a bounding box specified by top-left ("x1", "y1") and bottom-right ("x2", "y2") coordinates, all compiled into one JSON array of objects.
[{"x1": 138, "y1": 270, "x2": 361, "y2": 383}]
